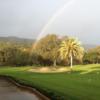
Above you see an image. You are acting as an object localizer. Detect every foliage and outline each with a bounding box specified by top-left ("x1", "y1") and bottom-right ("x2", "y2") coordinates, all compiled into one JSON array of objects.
[
  {"x1": 0, "y1": 35, "x2": 99, "y2": 66},
  {"x1": 0, "y1": 42, "x2": 31, "y2": 66},
  {"x1": 59, "y1": 37, "x2": 84, "y2": 68},
  {"x1": 83, "y1": 46, "x2": 100, "y2": 64},
  {"x1": 34, "y1": 34, "x2": 61, "y2": 66}
]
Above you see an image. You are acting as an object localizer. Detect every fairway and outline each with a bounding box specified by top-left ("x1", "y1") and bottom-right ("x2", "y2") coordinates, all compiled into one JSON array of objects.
[{"x1": 0, "y1": 64, "x2": 100, "y2": 100}]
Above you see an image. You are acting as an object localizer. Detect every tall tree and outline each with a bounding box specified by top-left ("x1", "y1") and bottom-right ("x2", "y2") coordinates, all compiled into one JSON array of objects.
[
  {"x1": 59, "y1": 37, "x2": 84, "y2": 69},
  {"x1": 34, "y1": 34, "x2": 61, "y2": 66}
]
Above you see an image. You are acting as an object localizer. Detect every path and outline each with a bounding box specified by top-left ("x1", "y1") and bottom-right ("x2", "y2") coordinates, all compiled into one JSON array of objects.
[{"x1": 0, "y1": 78, "x2": 41, "y2": 100}]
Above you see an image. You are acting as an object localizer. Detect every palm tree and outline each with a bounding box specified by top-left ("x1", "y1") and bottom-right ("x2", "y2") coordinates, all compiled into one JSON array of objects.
[{"x1": 59, "y1": 37, "x2": 84, "y2": 69}]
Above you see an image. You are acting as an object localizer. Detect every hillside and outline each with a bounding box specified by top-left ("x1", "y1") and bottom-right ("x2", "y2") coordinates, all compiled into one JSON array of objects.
[
  {"x1": 83, "y1": 44, "x2": 98, "y2": 50},
  {"x1": 0, "y1": 36, "x2": 35, "y2": 43},
  {"x1": 0, "y1": 36, "x2": 35, "y2": 46},
  {"x1": 0, "y1": 36, "x2": 98, "y2": 49}
]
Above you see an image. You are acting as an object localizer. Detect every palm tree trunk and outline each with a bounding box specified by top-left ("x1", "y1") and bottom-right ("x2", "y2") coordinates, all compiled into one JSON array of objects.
[{"x1": 70, "y1": 54, "x2": 73, "y2": 70}]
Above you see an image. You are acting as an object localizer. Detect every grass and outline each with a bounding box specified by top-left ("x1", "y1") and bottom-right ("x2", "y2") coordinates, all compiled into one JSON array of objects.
[{"x1": 0, "y1": 64, "x2": 100, "y2": 100}]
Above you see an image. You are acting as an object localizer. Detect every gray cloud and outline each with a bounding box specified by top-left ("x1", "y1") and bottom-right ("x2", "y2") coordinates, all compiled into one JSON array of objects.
[{"x1": 0, "y1": 0, "x2": 100, "y2": 44}]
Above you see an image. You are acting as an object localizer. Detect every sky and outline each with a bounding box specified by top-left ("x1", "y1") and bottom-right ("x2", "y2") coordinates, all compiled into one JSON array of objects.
[{"x1": 0, "y1": 0, "x2": 100, "y2": 45}]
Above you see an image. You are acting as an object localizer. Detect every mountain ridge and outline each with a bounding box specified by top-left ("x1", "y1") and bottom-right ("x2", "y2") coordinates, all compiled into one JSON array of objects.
[{"x1": 0, "y1": 36, "x2": 98, "y2": 49}]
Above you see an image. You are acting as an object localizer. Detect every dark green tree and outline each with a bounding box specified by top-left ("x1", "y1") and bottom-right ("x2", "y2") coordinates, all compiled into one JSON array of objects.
[{"x1": 34, "y1": 34, "x2": 61, "y2": 66}]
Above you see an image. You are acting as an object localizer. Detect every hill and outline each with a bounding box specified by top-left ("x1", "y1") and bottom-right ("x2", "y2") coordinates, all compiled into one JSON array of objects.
[
  {"x1": 0, "y1": 36, "x2": 35, "y2": 43},
  {"x1": 0, "y1": 36, "x2": 98, "y2": 49},
  {"x1": 83, "y1": 44, "x2": 97, "y2": 50}
]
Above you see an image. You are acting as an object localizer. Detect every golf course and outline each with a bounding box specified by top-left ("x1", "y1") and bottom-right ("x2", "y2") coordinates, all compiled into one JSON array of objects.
[
  {"x1": 0, "y1": 64, "x2": 100, "y2": 100},
  {"x1": 0, "y1": 0, "x2": 100, "y2": 100}
]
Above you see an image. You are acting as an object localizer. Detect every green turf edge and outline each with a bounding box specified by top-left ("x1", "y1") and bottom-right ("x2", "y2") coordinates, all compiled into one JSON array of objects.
[{"x1": 0, "y1": 75, "x2": 75, "y2": 100}]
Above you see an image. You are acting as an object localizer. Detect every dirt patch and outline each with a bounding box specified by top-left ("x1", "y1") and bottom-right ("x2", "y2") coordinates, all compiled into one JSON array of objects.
[{"x1": 28, "y1": 67, "x2": 70, "y2": 73}]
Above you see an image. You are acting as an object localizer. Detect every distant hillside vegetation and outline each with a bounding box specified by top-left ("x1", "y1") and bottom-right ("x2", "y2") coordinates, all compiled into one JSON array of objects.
[
  {"x1": 0, "y1": 36, "x2": 98, "y2": 49},
  {"x1": 0, "y1": 36, "x2": 35, "y2": 45},
  {"x1": 83, "y1": 44, "x2": 97, "y2": 50}
]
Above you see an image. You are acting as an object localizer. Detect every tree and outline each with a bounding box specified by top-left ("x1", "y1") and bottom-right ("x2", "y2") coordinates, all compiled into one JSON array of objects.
[
  {"x1": 34, "y1": 34, "x2": 61, "y2": 66},
  {"x1": 83, "y1": 46, "x2": 100, "y2": 64},
  {"x1": 0, "y1": 42, "x2": 31, "y2": 66},
  {"x1": 59, "y1": 37, "x2": 84, "y2": 69}
]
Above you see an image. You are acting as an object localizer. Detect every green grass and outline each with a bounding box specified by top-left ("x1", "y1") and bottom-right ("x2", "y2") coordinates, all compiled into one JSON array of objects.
[{"x1": 0, "y1": 64, "x2": 100, "y2": 100}]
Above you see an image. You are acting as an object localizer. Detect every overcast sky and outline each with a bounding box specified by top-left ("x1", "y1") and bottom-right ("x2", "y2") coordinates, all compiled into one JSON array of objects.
[{"x1": 0, "y1": 0, "x2": 100, "y2": 45}]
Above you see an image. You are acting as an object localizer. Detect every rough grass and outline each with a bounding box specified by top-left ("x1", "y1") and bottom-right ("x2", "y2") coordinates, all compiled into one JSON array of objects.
[{"x1": 0, "y1": 64, "x2": 100, "y2": 100}]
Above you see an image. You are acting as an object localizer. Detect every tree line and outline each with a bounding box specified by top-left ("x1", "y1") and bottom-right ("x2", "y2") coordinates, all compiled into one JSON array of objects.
[{"x1": 0, "y1": 34, "x2": 99, "y2": 67}]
